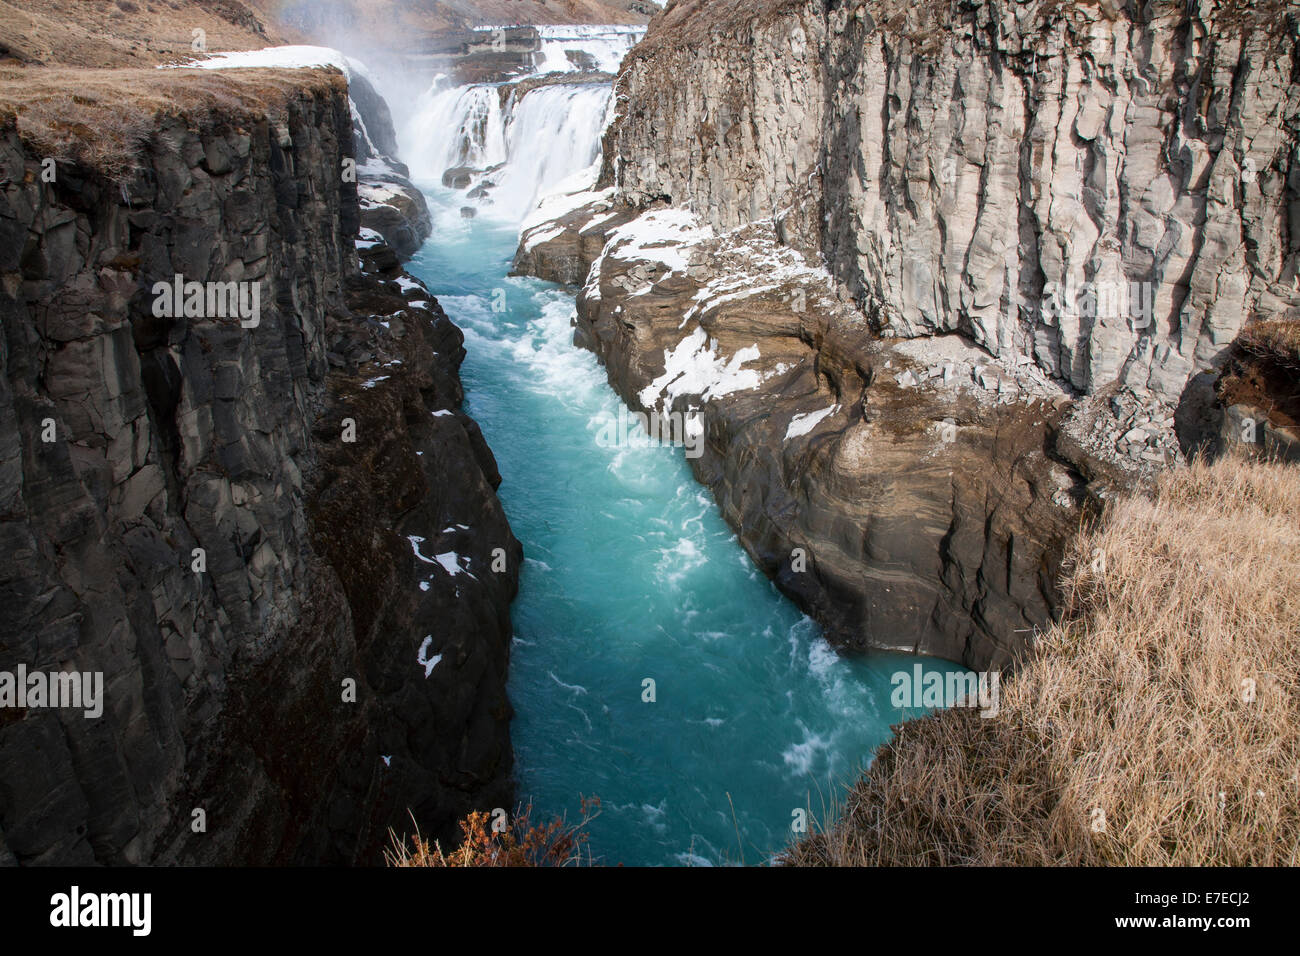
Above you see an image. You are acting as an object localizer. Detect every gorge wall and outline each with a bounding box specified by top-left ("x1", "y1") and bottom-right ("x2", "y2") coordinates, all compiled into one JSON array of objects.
[
  {"x1": 517, "y1": 0, "x2": 1300, "y2": 668},
  {"x1": 0, "y1": 67, "x2": 520, "y2": 864},
  {"x1": 609, "y1": 0, "x2": 1299, "y2": 403}
]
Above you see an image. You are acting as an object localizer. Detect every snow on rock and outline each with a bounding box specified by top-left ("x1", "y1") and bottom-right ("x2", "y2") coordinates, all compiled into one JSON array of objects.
[
  {"x1": 434, "y1": 552, "x2": 465, "y2": 576},
  {"x1": 417, "y1": 636, "x2": 443, "y2": 678},
  {"x1": 522, "y1": 179, "x2": 613, "y2": 236},
  {"x1": 355, "y1": 227, "x2": 384, "y2": 250},
  {"x1": 521, "y1": 223, "x2": 566, "y2": 254},
  {"x1": 170, "y1": 45, "x2": 375, "y2": 85},
  {"x1": 785, "y1": 405, "x2": 841, "y2": 441},
  {"x1": 408, "y1": 535, "x2": 474, "y2": 578},
  {"x1": 638, "y1": 326, "x2": 767, "y2": 412},
  {"x1": 606, "y1": 208, "x2": 714, "y2": 275}
]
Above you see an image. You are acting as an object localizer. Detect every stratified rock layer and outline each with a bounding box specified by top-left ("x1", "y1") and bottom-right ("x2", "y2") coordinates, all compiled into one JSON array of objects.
[
  {"x1": 607, "y1": 0, "x2": 1299, "y2": 403},
  {"x1": 573, "y1": 213, "x2": 1083, "y2": 668},
  {"x1": 0, "y1": 73, "x2": 519, "y2": 865}
]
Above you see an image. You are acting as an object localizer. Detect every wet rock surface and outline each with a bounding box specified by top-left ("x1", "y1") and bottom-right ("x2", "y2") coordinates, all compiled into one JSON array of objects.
[{"x1": 0, "y1": 80, "x2": 519, "y2": 864}]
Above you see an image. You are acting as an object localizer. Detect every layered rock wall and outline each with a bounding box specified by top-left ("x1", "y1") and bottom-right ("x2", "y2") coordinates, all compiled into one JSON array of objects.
[
  {"x1": 0, "y1": 71, "x2": 519, "y2": 864},
  {"x1": 518, "y1": 0, "x2": 1299, "y2": 669}
]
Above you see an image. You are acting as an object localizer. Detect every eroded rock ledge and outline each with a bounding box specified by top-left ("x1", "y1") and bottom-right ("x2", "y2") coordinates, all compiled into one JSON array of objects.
[
  {"x1": 0, "y1": 70, "x2": 519, "y2": 864},
  {"x1": 522, "y1": 203, "x2": 1084, "y2": 668}
]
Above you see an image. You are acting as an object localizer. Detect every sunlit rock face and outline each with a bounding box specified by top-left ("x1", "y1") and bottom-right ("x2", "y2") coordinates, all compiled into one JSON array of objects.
[{"x1": 605, "y1": 0, "x2": 1299, "y2": 404}]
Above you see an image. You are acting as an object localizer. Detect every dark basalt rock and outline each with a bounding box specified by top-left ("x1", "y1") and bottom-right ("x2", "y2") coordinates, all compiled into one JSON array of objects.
[
  {"x1": 346, "y1": 71, "x2": 432, "y2": 262},
  {"x1": 0, "y1": 86, "x2": 519, "y2": 865}
]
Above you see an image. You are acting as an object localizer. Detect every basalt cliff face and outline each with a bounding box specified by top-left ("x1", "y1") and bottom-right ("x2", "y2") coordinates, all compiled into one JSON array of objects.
[
  {"x1": 517, "y1": 0, "x2": 1300, "y2": 668},
  {"x1": 0, "y1": 69, "x2": 520, "y2": 864}
]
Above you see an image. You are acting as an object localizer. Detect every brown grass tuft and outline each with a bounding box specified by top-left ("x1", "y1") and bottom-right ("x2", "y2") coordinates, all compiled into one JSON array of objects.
[
  {"x1": 385, "y1": 798, "x2": 602, "y2": 867},
  {"x1": 1237, "y1": 319, "x2": 1300, "y2": 372},
  {"x1": 784, "y1": 456, "x2": 1300, "y2": 866}
]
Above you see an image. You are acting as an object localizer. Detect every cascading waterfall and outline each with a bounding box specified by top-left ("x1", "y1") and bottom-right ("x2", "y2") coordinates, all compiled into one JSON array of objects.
[
  {"x1": 404, "y1": 84, "x2": 507, "y2": 175},
  {"x1": 399, "y1": 24, "x2": 635, "y2": 224},
  {"x1": 487, "y1": 85, "x2": 613, "y2": 219},
  {"x1": 531, "y1": 24, "x2": 645, "y2": 74},
  {"x1": 402, "y1": 82, "x2": 613, "y2": 223}
]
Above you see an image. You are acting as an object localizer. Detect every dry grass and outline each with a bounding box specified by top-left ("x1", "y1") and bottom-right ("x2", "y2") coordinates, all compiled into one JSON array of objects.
[
  {"x1": 0, "y1": 0, "x2": 279, "y2": 68},
  {"x1": 385, "y1": 799, "x2": 602, "y2": 867},
  {"x1": 1237, "y1": 319, "x2": 1300, "y2": 372},
  {"x1": 0, "y1": 65, "x2": 346, "y2": 179},
  {"x1": 785, "y1": 455, "x2": 1300, "y2": 866}
]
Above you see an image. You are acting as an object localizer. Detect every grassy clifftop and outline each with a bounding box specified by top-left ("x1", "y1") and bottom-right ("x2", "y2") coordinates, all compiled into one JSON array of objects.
[
  {"x1": 785, "y1": 456, "x2": 1300, "y2": 866},
  {"x1": 0, "y1": 0, "x2": 279, "y2": 68},
  {"x1": 0, "y1": 65, "x2": 347, "y2": 178}
]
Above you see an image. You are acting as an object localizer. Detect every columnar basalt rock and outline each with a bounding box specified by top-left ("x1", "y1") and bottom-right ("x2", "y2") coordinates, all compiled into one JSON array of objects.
[
  {"x1": 605, "y1": 0, "x2": 1300, "y2": 405},
  {"x1": 0, "y1": 73, "x2": 519, "y2": 865}
]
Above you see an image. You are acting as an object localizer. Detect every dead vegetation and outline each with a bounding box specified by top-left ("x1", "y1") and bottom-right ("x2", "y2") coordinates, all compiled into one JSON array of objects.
[
  {"x1": 385, "y1": 799, "x2": 602, "y2": 867},
  {"x1": 0, "y1": 65, "x2": 346, "y2": 179},
  {"x1": 0, "y1": 0, "x2": 279, "y2": 69},
  {"x1": 1236, "y1": 319, "x2": 1300, "y2": 372},
  {"x1": 784, "y1": 455, "x2": 1300, "y2": 866},
  {"x1": 1217, "y1": 319, "x2": 1300, "y2": 431}
]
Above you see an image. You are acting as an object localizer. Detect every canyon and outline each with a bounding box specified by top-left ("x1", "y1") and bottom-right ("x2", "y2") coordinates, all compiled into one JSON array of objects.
[
  {"x1": 0, "y1": 60, "x2": 519, "y2": 864},
  {"x1": 0, "y1": 0, "x2": 1297, "y2": 868}
]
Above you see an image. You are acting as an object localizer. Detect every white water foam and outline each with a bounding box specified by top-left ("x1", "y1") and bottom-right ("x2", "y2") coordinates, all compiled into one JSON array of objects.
[{"x1": 402, "y1": 81, "x2": 613, "y2": 224}]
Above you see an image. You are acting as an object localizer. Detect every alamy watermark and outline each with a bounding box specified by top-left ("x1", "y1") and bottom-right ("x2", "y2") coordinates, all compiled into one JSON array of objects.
[
  {"x1": 152, "y1": 274, "x2": 261, "y2": 328},
  {"x1": 50, "y1": 886, "x2": 150, "y2": 936},
  {"x1": 890, "y1": 664, "x2": 1001, "y2": 718},
  {"x1": 1041, "y1": 277, "x2": 1153, "y2": 330},
  {"x1": 595, "y1": 404, "x2": 704, "y2": 460},
  {"x1": 0, "y1": 665, "x2": 103, "y2": 718}
]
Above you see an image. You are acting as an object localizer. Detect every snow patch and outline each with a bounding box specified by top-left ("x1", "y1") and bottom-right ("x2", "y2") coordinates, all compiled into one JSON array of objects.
[
  {"x1": 785, "y1": 405, "x2": 840, "y2": 441},
  {"x1": 638, "y1": 326, "x2": 765, "y2": 411},
  {"x1": 606, "y1": 208, "x2": 713, "y2": 275},
  {"x1": 417, "y1": 635, "x2": 443, "y2": 678}
]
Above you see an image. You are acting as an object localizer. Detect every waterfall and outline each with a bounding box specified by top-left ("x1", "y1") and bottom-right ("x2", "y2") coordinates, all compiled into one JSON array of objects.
[
  {"x1": 405, "y1": 84, "x2": 508, "y2": 176},
  {"x1": 532, "y1": 24, "x2": 645, "y2": 75},
  {"x1": 487, "y1": 85, "x2": 613, "y2": 220},
  {"x1": 399, "y1": 25, "x2": 639, "y2": 226}
]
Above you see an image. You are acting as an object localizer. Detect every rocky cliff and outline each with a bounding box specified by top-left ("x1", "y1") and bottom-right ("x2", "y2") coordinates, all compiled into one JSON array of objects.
[
  {"x1": 610, "y1": 0, "x2": 1299, "y2": 402},
  {"x1": 0, "y1": 67, "x2": 520, "y2": 864},
  {"x1": 516, "y1": 0, "x2": 1300, "y2": 668},
  {"x1": 349, "y1": 66, "x2": 434, "y2": 258}
]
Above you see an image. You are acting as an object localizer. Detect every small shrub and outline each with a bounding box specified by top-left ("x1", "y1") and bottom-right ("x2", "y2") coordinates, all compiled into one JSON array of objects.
[{"x1": 385, "y1": 797, "x2": 601, "y2": 867}]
